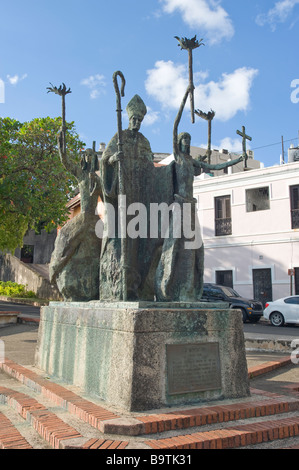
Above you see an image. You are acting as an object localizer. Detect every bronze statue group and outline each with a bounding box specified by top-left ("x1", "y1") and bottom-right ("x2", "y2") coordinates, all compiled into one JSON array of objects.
[{"x1": 49, "y1": 77, "x2": 243, "y2": 303}]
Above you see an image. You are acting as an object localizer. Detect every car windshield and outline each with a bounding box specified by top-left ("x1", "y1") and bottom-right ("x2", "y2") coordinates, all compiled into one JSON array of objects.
[{"x1": 221, "y1": 286, "x2": 240, "y2": 297}]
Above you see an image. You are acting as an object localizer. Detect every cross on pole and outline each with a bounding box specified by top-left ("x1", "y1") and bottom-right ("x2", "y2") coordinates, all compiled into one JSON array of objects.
[{"x1": 236, "y1": 125, "x2": 252, "y2": 169}]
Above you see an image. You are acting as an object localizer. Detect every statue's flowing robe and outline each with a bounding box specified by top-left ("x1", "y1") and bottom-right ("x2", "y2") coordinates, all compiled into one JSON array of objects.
[
  {"x1": 49, "y1": 174, "x2": 101, "y2": 302},
  {"x1": 99, "y1": 129, "x2": 174, "y2": 301},
  {"x1": 155, "y1": 155, "x2": 204, "y2": 302},
  {"x1": 155, "y1": 192, "x2": 204, "y2": 302}
]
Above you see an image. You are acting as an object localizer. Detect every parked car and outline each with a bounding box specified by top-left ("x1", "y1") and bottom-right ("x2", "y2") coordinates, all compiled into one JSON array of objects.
[
  {"x1": 263, "y1": 296, "x2": 299, "y2": 327},
  {"x1": 201, "y1": 283, "x2": 263, "y2": 323}
]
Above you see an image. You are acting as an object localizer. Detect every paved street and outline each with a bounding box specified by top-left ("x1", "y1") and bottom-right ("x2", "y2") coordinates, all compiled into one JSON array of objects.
[
  {"x1": 243, "y1": 320, "x2": 299, "y2": 341},
  {"x1": 1, "y1": 300, "x2": 299, "y2": 343},
  {"x1": 0, "y1": 301, "x2": 40, "y2": 317}
]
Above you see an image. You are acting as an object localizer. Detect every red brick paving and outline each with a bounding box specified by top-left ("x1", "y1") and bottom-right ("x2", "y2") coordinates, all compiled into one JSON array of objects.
[{"x1": 0, "y1": 355, "x2": 298, "y2": 449}]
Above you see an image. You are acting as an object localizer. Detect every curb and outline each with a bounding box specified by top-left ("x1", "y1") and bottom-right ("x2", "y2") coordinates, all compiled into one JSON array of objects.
[
  {"x1": 17, "y1": 316, "x2": 40, "y2": 325},
  {"x1": 248, "y1": 356, "x2": 293, "y2": 378},
  {"x1": 245, "y1": 337, "x2": 296, "y2": 353},
  {"x1": 0, "y1": 312, "x2": 40, "y2": 326},
  {"x1": 0, "y1": 296, "x2": 48, "y2": 307}
]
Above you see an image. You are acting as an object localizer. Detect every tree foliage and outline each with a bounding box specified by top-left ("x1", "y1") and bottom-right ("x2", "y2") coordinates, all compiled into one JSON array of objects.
[{"x1": 0, "y1": 116, "x2": 85, "y2": 252}]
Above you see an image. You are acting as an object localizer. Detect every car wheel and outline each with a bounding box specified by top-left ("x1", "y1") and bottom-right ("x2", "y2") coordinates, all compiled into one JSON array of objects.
[
  {"x1": 239, "y1": 308, "x2": 248, "y2": 323},
  {"x1": 270, "y1": 311, "x2": 285, "y2": 327}
]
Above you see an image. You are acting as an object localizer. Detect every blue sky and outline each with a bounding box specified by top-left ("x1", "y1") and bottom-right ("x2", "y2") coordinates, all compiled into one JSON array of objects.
[{"x1": 0, "y1": 0, "x2": 299, "y2": 168}]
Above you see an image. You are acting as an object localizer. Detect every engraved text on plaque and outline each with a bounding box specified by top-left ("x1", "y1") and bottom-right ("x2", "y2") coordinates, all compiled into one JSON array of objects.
[{"x1": 166, "y1": 343, "x2": 221, "y2": 395}]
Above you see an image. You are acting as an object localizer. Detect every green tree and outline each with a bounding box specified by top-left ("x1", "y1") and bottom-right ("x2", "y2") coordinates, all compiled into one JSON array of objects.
[{"x1": 0, "y1": 116, "x2": 85, "y2": 252}]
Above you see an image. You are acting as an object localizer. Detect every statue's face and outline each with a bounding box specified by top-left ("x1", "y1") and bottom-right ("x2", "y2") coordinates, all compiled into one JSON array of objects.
[
  {"x1": 180, "y1": 135, "x2": 191, "y2": 155},
  {"x1": 129, "y1": 115, "x2": 143, "y2": 131},
  {"x1": 81, "y1": 149, "x2": 94, "y2": 170}
]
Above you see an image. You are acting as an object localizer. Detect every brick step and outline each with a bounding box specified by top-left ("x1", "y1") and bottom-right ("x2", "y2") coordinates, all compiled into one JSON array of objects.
[
  {"x1": 1, "y1": 358, "x2": 120, "y2": 430},
  {"x1": 129, "y1": 393, "x2": 299, "y2": 437},
  {"x1": 248, "y1": 356, "x2": 293, "y2": 378},
  {"x1": 145, "y1": 415, "x2": 299, "y2": 449},
  {"x1": 2, "y1": 358, "x2": 299, "y2": 438},
  {"x1": 0, "y1": 410, "x2": 33, "y2": 449},
  {"x1": 0, "y1": 386, "x2": 129, "y2": 449},
  {"x1": 1, "y1": 357, "x2": 299, "y2": 449}
]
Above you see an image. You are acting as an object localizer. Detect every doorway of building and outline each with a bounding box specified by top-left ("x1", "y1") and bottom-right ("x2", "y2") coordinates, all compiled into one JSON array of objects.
[{"x1": 253, "y1": 268, "x2": 273, "y2": 307}]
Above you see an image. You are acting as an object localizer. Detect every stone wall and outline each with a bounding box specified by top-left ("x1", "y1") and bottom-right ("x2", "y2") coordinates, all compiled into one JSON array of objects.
[
  {"x1": 0, "y1": 253, "x2": 62, "y2": 300},
  {"x1": 14, "y1": 229, "x2": 57, "y2": 264}
]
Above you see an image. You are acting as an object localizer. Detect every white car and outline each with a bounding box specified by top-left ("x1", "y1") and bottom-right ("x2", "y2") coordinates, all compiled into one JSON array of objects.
[{"x1": 263, "y1": 296, "x2": 299, "y2": 327}]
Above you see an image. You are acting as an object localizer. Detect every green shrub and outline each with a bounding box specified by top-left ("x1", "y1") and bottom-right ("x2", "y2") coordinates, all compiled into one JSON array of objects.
[{"x1": 0, "y1": 281, "x2": 37, "y2": 298}]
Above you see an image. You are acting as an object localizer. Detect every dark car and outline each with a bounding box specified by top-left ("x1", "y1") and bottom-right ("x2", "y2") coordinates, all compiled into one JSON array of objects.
[{"x1": 201, "y1": 283, "x2": 263, "y2": 323}]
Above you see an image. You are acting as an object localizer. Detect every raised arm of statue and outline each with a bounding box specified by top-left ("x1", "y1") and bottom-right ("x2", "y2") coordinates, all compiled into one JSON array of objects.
[
  {"x1": 193, "y1": 154, "x2": 244, "y2": 175},
  {"x1": 173, "y1": 85, "x2": 193, "y2": 159},
  {"x1": 57, "y1": 129, "x2": 81, "y2": 179}
]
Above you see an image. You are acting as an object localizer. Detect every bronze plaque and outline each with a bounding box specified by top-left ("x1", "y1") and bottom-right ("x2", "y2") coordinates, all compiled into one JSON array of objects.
[{"x1": 166, "y1": 343, "x2": 221, "y2": 395}]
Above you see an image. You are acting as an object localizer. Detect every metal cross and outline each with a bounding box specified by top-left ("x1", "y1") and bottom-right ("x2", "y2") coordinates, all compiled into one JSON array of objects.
[{"x1": 236, "y1": 126, "x2": 252, "y2": 169}]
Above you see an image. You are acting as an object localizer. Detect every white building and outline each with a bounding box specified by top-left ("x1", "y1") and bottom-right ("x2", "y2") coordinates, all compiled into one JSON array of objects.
[{"x1": 194, "y1": 161, "x2": 299, "y2": 305}]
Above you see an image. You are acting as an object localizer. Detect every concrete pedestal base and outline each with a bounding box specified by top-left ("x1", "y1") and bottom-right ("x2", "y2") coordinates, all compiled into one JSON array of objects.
[{"x1": 35, "y1": 301, "x2": 250, "y2": 412}]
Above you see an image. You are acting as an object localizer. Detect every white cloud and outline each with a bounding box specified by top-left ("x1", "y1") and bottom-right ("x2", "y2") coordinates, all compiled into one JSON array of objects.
[
  {"x1": 256, "y1": 0, "x2": 299, "y2": 30},
  {"x1": 143, "y1": 107, "x2": 160, "y2": 126},
  {"x1": 159, "y1": 0, "x2": 234, "y2": 44},
  {"x1": 145, "y1": 60, "x2": 188, "y2": 110},
  {"x1": 218, "y1": 137, "x2": 247, "y2": 153},
  {"x1": 7, "y1": 74, "x2": 27, "y2": 85},
  {"x1": 81, "y1": 74, "x2": 106, "y2": 99},
  {"x1": 199, "y1": 137, "x2": 251, "y2": 154},
  {"x1": 145, "y1": 61, "x2": 258, "y2": 122},
  {"x1": 196, "y1": 67, "x2": 259, "y2": 121}
]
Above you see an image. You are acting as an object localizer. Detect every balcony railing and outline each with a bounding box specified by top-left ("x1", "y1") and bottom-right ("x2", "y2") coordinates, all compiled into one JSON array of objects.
[{"x1": 215, "y1": 218, "x2": 232, "y2": 236}]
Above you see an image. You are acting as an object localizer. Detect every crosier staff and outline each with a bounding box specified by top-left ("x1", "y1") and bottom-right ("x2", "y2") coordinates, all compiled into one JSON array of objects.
[{"x1": 113, "y1": 70, "x2": 127, "y2": 301}]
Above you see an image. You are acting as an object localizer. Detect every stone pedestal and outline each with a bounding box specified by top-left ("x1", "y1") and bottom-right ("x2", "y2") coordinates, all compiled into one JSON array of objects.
[{"x1": 35, "y1": 301, "x2": 250, "y2": 412}]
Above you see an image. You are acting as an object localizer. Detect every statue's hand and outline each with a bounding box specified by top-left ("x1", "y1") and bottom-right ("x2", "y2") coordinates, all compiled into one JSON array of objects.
[
  {"x1": 89, "y1": 172, "x2": 97, "y2": 196},
  {"x1": 109, "y1": 151, "x2": 124, "y2": 164}
]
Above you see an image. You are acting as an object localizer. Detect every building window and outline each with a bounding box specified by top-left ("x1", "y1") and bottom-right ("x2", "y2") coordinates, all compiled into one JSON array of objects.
[
  {"x1": 216, "y1": 270, "x2": 233, "y2": 288},
  {"x1": 215, "y1": 195, "x2": 232, "y2": 236},
  {"x1": 290, "y1": 185, "x2": 299, "y2": 229},
  {"x1": 246, "y1": 187, "x2": 270, "y2": 212},
  {"x1": 20, "y1": 245, "x2": 34, "y2": 264}
]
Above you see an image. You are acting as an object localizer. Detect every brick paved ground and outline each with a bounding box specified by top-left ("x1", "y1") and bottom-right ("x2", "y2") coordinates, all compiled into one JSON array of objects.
[{"x1": 0, "y1": 322, "x2": 299, "y2": 450}]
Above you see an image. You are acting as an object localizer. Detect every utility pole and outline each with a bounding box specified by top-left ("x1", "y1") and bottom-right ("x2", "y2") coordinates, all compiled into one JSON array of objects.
[{"x1": 281, "y1": 136, "x2": 285, "y2": 164}]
